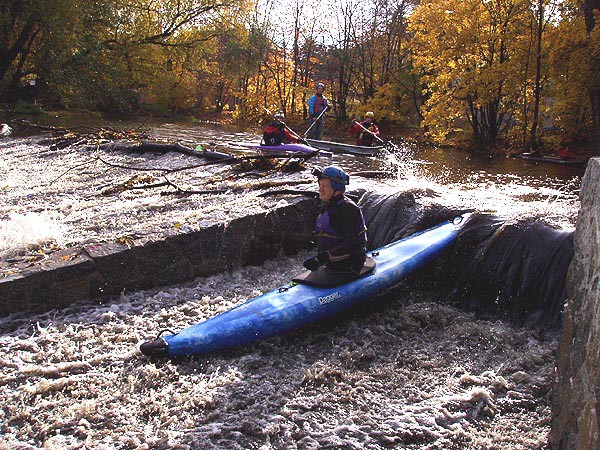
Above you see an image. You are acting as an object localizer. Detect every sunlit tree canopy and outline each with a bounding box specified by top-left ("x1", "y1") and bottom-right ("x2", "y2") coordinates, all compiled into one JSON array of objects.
[{"x1": 1, "y1": 0, "x2": 599, "y2": 153}]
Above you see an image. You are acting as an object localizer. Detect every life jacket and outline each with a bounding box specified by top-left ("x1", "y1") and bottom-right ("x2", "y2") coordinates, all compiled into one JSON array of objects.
[
  {"x1": 556, "y1": 148, "x2": 576, "y2": 159},
  {"x1": 314, "y1": 197, "x2": 367, "y2": 253},
  {"x1": 313, "y1": 94, "x2": 328, "y2": 115},
  {"x1": 358, "y1": 121, "x2": 378, "y2": 146},
  {"x1": 262, "y1": 122, "x2": 285, "y2": 145}
]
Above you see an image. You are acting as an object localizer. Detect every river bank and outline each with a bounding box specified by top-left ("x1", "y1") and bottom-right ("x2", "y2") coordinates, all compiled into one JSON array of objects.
[{"x1": 3, "y1": 104, "x2": 598, "y2": 162}]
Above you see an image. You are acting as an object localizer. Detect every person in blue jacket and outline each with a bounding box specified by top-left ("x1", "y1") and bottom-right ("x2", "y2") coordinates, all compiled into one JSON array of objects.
[
  {"x1": 303, "y1": 166, "x2": 367, "y2": 275},
  {"x1": 306, "y1": 83, "x2": 329, "y2": 140}
]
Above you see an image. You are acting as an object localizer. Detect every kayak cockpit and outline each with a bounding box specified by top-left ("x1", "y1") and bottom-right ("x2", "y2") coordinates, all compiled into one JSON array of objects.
[{"x1": 292, "y1": 257, "x2": 376, "y2": 288}]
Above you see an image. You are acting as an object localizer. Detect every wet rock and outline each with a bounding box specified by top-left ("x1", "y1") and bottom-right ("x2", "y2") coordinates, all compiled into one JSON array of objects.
[{"x1": 551, "y1": 157, "x2": 600, "y2": 449}]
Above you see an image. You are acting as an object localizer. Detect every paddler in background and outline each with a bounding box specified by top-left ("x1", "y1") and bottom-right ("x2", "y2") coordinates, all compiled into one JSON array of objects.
[
  {"x1": 262, "y1": 110, "x2": 306, "y2": 145},
  {"x1": 348, "y1": 111, "x2": 380, "y2": 146},
  {"x1": 555, "y1": 147, "x2": 577, "y2": 160},
  {"x1": 303, "y1": 166, "x2": 367, "y2": 277},
  {"x1": 306, "y1": 83, "x2": 329, "y2": 140}
]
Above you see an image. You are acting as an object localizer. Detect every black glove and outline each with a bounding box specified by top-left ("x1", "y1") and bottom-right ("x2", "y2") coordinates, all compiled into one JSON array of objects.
[{"x1": 303, "y1": 252, "x2": 329, "y2": 271}]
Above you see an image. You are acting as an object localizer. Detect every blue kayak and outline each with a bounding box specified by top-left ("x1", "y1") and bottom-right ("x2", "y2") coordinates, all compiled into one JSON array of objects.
[{"x1": 140, "y1": 215, "x2": 470, "y2": 358}]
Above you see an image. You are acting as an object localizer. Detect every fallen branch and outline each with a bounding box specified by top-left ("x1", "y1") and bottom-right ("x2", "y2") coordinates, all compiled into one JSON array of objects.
[
  {"x1": 157, "y1": 178, "x2": 313, "y2": 197},
  {"x1": 48, "y1": 159, "x2": 96, "y2": 184},
  {"x1": 352, "y1": 170, "x2": 397, "y2": 179},
  {"x1": 229, "y1": 179, "x2": 312, "y2": 190}
]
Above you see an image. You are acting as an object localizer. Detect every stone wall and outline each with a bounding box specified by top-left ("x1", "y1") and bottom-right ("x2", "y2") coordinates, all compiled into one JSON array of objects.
[
  {"x1": 551, "y1": 157, "x2": 600, "y2": 449},
  {"x1": 0, "y1": 198, "x2": 318, "y2": 316}
]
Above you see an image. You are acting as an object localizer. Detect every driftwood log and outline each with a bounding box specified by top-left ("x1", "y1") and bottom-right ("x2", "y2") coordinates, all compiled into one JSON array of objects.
[{"x1": 35, "y1": 126, "x2": 320, "y2": 195}]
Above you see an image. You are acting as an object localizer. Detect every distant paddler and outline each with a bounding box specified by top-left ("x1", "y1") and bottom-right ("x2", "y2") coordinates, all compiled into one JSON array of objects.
[
  {"x1": 262, "y1": 109, "x2": 309, "y2": 146},
  {"x1": 348, "y1": 112, "x2": 381, "y2": 146},
  {"x1": 306, "y1": 83, "x2": 330, "y2": 140}
]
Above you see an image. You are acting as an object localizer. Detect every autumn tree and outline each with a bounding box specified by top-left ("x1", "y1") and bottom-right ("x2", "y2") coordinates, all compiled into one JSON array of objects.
[
  {"x1": 352, "y1": 0, "x2": 418, "y2": 124},
  {"x1": 409, "y1": 0, "x2": 538, "y2": 149},
  {"x1": 1, "y1": 0, "x2": 242, "y2": 113},
  {"x1": 582, "y1": 0, "x2": 600, "y2": 153},
  {"x1": 527, "y1": 0, "x2": 552, "y2": 151},
  {"x1": 0, "y1": 0, "x2": 89, "y2": 98},
  {"x1": 322, "y1": 0, "x2": 360, "y2": 120}
]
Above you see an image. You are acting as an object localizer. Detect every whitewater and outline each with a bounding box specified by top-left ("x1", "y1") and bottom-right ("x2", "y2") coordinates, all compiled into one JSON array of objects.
[{"x1": 0, "y1": 122, "x2": 582, "y2": 449}]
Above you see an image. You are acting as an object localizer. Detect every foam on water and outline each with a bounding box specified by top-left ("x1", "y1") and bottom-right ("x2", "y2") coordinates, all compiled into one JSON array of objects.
[
  {"x1": 0, "y1": 211, "x2": 65, "y2": 255},
  {"x1": 0, "y1": 127, "x2": 579, "y2": 448},
  {"x1": 0, "y1": 254, "x2": 555, "y2": 449}
]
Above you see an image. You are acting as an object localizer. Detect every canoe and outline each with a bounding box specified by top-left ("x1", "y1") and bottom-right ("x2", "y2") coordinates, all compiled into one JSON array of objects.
[
  {"x1": 518, "y1": 153, "x2": 586, "y2": 166},
  {"x1": 237, "y1": 142, "x2": 332, "y2": 157},
  {"x1": 306, "y1": 138, "x2": 383, "y2": 157},
  {"x1": 140, "y1": 214, "x2": 470, "y2": 358}
]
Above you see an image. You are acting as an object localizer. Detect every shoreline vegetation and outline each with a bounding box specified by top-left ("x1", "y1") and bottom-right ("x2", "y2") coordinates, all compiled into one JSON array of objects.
[{"x1": 2, "y1": 0, "x2": 599, "y2": 159}]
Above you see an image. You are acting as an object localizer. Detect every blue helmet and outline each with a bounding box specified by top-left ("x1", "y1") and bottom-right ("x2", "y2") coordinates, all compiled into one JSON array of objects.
[{"x1": 312, "y1": 165, "x2": 349, "y2": 191}]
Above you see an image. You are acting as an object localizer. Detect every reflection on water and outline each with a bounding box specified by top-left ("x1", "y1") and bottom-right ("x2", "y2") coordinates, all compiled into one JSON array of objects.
[{"x1": 8, "y1": 114, "x2": 583, "y2": 227}]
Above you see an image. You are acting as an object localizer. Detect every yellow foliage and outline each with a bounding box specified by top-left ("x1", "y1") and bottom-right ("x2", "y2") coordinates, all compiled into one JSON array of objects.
[
  {"x1": 408, "y1": 0, "x2": 546, "y2": 146},
  {"x1": 357, "y1": 83, "x2": 414, "y2": 125},
  {"x1": 547, "y1": 5, "x2": 594, "y2": 139}
]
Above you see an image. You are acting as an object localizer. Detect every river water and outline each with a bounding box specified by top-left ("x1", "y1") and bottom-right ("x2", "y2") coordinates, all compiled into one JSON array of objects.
[{"x1": 0, "y1": 115, "x2": 583, "y2": 449}]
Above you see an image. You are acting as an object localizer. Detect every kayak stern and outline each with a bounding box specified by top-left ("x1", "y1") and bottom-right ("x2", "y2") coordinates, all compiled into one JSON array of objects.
[{"x1": 140, "y1": 338, "x2": 169, "y2": 358}]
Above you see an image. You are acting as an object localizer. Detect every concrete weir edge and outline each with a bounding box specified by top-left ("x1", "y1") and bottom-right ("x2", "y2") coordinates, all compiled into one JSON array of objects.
[{"x1": 0, "y1": 197, "x2": 319, "y2": 317}]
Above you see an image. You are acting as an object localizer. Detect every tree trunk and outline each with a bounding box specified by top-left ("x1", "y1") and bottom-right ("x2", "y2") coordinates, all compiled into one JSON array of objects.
[
  {"x1": 0, "y1": 20, "x2": 37, "y2": 84},
  {"x1": 529, "y1": 0, "x2": 544, "y2": 152},
  {"x1": 583, "y1": 0, "x2": 600, "y2": 154}
]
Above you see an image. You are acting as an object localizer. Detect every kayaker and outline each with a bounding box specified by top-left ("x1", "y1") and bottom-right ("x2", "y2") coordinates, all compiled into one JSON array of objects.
[
  {"x1": 306, "y1": 83, "x2": 329, "y2": 140},
  {"x1": 303, "y1": 166, "x2": 367, "y2": 276},
  {"x1": 555, "y1": 147, "x2": 577, "y2": 160},
  {"x1": 348, "y1": 111, "x2": 380, "y2": 146},
  {"x1": 262, "y1": 110, "x2": 305, "y2": 146}
]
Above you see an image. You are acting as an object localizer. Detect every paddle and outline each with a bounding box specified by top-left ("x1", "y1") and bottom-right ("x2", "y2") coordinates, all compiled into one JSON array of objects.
[
  {"x1": 352, "y1": 119, "x2": 385, "y2": 145},
  {"x1": 263, "y1": 107, "x2": 310, "y2": 146},
  {"x1": 303, "y1": 107, "x2": 328, "y2": 139},
  {"x1": 351, "y1": 119, "x2": 402, "y2": 154}
]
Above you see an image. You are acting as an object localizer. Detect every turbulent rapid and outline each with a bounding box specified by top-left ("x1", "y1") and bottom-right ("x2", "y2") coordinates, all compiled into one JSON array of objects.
[{"x1": 0, "y1": 120, "x2": 581, "y2": 449}]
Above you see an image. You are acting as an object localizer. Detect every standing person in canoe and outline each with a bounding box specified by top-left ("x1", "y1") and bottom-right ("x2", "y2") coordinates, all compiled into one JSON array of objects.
[
  {"x1": 302, "y1": 166, "x2": 368, "y2": 282},
  {"x1": 348, "y1": 111, "x2": 380, "y2": 146},
  {"x1": 306, "y1": 83, "x2": 329, "y2": 140},
  {"x1": 262, "y1": 110, "x2": 306, "y2": 146}
]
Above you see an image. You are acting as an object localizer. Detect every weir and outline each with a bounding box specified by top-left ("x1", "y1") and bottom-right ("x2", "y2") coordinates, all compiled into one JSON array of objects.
[
  {"x1": 0, "y1": 198, "x2": 318, "y2": 316},
  {"x1": 361, "y1": 190, "x2": 573, "y2": 330},
  {"x1": 0, "y1": 133, "x2": 596, "y2": 447},
  {"x1": 1, "y1": 185, "x2": 575, "y2": 335}
]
